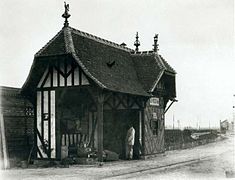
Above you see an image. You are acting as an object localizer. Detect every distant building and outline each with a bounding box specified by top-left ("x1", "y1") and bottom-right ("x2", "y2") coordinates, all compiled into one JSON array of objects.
[
  {"x1": 0, "y1": 86, "x2": 33, "y2": 167},
  {"x1": 220, "y1": 120, "x2": 234, "y2": 133}
]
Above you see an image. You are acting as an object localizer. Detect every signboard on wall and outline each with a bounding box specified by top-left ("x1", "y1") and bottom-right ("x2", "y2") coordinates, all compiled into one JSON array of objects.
[
  {"x1": 150, "y1": 97, "x2": 159, "y2": 106},
  {"x1": 152, "y1": 112, "x2": 158, "y2": 119}
]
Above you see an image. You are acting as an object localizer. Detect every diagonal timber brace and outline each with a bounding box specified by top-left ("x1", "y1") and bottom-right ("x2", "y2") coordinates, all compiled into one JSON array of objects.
[{"x1": 164, "y1": 99, "x2": 178, "y2": 114}]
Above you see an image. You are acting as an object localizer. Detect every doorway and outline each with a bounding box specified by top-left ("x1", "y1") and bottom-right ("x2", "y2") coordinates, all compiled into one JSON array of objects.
[{"x1": 103, "y1": 109, "x2": 140, "y2": 159}]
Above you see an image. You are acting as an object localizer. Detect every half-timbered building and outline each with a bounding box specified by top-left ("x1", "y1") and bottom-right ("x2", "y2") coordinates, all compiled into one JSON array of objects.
[{"x1": 21, "y1": 6, "x2": 176, "y2": 162}]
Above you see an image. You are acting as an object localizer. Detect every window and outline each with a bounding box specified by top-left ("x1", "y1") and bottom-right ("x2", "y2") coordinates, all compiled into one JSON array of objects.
[
  {"x1": 151, "y1": 107, "x2": 164, "y2": 135},
  {"x1": 25, "y1": 106, "x2": 34, "y2": 116},
  {"x1": 151, "y1": 119, "x2": 159, "y2": 135},
  {"x1": 149, "y1": 97, "x2": 164, "y2": 136}
]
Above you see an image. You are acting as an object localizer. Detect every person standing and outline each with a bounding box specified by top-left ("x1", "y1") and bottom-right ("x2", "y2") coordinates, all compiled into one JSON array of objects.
[{"x1": 125, "y1": 125, "x2": 135, "y2": 160}]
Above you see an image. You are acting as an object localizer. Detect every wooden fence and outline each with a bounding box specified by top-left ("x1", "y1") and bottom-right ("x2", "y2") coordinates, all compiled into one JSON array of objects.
[{"x1": 165, "y1": 129, "x2": 219, "y2": 151}]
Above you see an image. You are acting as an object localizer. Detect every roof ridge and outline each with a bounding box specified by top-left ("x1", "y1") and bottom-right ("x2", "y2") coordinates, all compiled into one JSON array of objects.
[
  {"x1": 64, "y1": 27, "x2": 107, "y2": 89},
  {"x1": 34, "y1": 29, "x2": 64, "y2": 57},
  {"x1": 151, "y1": 53, "x2": 165, "y2": 71},
  {"x1": 69, "y1": 26, "x2": 133, "y2": 52},
  {"x1": 64, "y1": 27, "x2": 76, "y2": 54},
  {"x1": 131, "y1": 50, "x2": 154, "y2": 55}
]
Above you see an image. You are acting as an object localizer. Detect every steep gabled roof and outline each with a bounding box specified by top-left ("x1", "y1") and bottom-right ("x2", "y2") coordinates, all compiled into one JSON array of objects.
[
  {"x1": 22, "y1": 26, "x2": 176, "y2": 97},
  {"x1": 131, "y1": 53, "x2": 164, "y2": 92},
  {"x1": 35, "y1": 29, "x2": 66, "y2": 57}
]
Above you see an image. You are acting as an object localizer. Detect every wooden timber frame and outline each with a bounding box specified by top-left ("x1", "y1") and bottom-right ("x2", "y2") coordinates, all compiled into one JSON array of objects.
[
  {"x1": 87, "y1": 88, "x2": 147, "y2": 162},
  {"x1": 32, "y1": 55, "x2": 148, "y2": 162},
  {"x1": 34, "y1": 55, "x2": 91, "y2": 160}
]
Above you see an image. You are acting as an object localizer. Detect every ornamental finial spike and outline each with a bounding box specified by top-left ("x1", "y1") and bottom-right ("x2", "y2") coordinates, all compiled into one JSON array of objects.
[
  {"x1": 62, "y1": 2, "x2": 71, "y2": 27},
  {"x1": 134, "y1": 32, "x2": 140, "y2": 52},
  {"x1": 153, "y1": 34, "x2": 159, "y2": 52}
]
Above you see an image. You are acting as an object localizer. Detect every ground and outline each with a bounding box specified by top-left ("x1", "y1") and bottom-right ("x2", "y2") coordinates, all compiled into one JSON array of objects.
[
  {"x1": 0, "y1": 134, "x2": 234, "y2": 180},
  {"x1": 115, "y1": 136, "x2": 234, "y2": 179}
]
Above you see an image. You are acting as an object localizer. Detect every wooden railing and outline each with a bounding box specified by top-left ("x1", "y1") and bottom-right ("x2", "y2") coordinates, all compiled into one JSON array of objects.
[{"x1": 61, "y1": 133, "x2": 88, "y2": 147}]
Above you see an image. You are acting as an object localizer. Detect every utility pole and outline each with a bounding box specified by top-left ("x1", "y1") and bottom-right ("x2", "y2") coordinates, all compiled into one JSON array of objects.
[
  {"x1": 233, "y1": 94, "x2": 235, "y2": 123},
  {"x1": 173, "y1": 114, "x2": 175, "y2": 130},
  {"x1": 232, "y1": 94, "x2": 235, "y2": 132}
]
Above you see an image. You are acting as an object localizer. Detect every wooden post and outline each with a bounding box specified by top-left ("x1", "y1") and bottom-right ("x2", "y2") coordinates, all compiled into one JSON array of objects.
[
  {"x1": 33, "y1": 102, "x2": 37, "y2": 159},
  {"x1": 0, "y1": 114, "x2": 9, "y2": 169},
  {"x1": 0, "y1": 117, "x2": 3, "y2": 169},
  {"x1": 56, "y1": 91, "x2": 61, "y2": 159},
  {"x1": 97, "y1": 92, "x2": 104, "y2": 162},
  {"x1": 141, "y1": 108, "x2": 145, "y2": 157}
]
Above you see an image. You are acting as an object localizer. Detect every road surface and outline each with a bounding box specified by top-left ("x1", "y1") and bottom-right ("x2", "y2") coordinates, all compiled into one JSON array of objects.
[
  {"x1": 107, "y1": 134, "x2": 235, "y2": 179},
  {"x1": 109, "y1": 145, "x2": 234, "y2": 179},
  {"x1": 1, "y1": 134, "x2": 234, "y2": 180}
]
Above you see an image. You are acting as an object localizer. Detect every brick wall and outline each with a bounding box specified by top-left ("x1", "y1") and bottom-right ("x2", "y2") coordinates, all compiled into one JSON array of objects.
[{"x1": 0, "y1": 86, "x2": 34, "y2": 166}]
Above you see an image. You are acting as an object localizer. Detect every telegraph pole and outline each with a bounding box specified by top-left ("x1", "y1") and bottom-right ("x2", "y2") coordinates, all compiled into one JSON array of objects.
[
  {"x1": 233, "y1": 94, "x2": 235, "y2": 122},
  {"x1": 233, "y1": 95, "x2": 235, "y2": 132}
]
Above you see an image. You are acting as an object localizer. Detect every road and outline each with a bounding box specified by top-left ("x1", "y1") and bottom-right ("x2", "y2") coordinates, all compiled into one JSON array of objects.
[
  {"x1": 109, "y1": 148, "x2": 234, "y2": 179},
  {"x1": 107, "y1": 134, "x2": 235, "y2": 180},
  {"x1": 1, "y1": 134, "x2": 234, "y2": 180}
]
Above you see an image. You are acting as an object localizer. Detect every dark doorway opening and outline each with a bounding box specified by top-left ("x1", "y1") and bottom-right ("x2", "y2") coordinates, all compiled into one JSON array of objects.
[{"x1": 103, "y1": 109, "x2": 140, "y2": 160}]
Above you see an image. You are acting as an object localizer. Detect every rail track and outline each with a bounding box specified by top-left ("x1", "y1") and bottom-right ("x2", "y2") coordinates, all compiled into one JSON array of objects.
[{"x1": 103, "y1": 155, "x2": 214, "y2": 179}]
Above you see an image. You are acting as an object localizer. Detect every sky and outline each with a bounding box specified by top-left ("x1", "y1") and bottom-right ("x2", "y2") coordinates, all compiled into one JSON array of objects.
[{"x1": 0, "y1": 0, "x2": 234, "y2": 128}]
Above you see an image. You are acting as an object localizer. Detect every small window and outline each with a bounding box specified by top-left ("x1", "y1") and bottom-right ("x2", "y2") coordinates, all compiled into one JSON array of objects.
[
  {"x1": 151, "y1": 106, "x2": 163, "y2": 135},
  {"x1": 25, "y1": 106, "x2": 34, "y2": 116},
  {"x1": 151, "y1": 119, "x2": 159, "y2": 135}
]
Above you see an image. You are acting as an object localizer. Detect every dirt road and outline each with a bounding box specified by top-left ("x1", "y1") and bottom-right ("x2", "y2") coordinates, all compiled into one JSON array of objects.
[{"x1": 1, "y1": 134, "x2": 234, "y2": 180}]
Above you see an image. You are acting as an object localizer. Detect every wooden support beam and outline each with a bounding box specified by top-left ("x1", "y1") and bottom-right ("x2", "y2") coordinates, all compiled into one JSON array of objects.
[
  {"x1": 141, "y1": 109, "x2": 145, "y2": 157},
  {"x1": 97, "y1": 92, "x2": 104, "y2": 162},
  {"x1": 164, "y1": 99, "x2": 177, "y2": 114},
  {"x1": 48, "y1": 91, "x2": 51, "y2": 158},
  {"x1": 57, "y1": 61, "x2": 60, "y2": 87},
  {"x1": 64, "y1": 59, "x2": 67, "y2": 87},
  {"x1": 0, "y1": 114, "x2": 9, "y2": 169}
]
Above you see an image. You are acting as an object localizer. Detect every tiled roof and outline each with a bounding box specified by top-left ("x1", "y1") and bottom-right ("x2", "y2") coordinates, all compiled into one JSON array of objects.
[
  {"x1": 22, "y1": 26, "x2": 176, "y2": 97},
  {"x1": 132, "y1": 54, "x2": 165, "y2": 92},
  {"x1": 0, "y1": 86, "x2": 21, "y2": 97},
  {"x1": 71, "y1": 30, "x2": 148, "y2": 96},
  {"x1": 35, "y1": 29, "x2": 66, "y2": 57}
]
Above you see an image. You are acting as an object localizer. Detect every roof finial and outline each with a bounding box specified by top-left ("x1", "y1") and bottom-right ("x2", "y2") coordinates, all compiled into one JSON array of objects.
[
  {"x1": 134, "y1": 32, "x2": 140, "y2": 52},
  {"x1": 153, "y1": 34, "x2": 159, "y2": 52},
  {"x1": 62, "y1": 2, "x2": 71, "y2": 27}
]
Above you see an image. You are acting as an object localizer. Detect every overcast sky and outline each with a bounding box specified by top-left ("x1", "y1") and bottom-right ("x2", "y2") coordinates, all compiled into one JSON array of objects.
[{"x1": 0, "y1": 0, "x2": 234, "y2": 128}]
